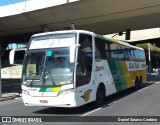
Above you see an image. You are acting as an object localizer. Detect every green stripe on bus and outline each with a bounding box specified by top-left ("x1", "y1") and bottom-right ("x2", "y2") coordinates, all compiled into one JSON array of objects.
[
  {"x1": 39, "y1": 87, "x2": 61, "y2": 92},
  {"x1": 96, "y1": 34, "x2": 112, "y2": 43},
  {"x1": 107, "y1": 60, "x2": 127, "y2": 92},
  {"x1": 39, "y1": 88, "x2": 47, "y2": 92},
  {"x1": 115, "y1": 61, "x2": 127, "y2": 90},
  {"x1": 46, "y1": 88, "x2": 53, "y2": 92},
  {"x1": 107, "y1": 60, "x2": 122, "y2": 92}
]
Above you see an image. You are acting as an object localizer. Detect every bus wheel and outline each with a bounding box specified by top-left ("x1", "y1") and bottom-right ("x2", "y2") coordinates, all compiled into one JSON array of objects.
[
  {"x1": 140, "y1": 76, "x2": 142, "y2": 84},
  {"x1": 135, "y1": 77, "x2": 141, "y2": 89},
  {"x1": 96, "y1": 84, "x2": 105, "y2": 105}
]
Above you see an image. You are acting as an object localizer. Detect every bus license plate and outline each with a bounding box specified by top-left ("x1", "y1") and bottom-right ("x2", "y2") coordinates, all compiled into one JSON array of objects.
[{"x1": 40, "y1": 100, "x2": 48, "y2": 104}]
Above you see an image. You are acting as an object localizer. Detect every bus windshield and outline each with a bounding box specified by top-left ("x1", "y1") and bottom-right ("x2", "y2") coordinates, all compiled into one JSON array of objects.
[{"x1": 22, "y1": 48, "x2": 74, "y2": 87}]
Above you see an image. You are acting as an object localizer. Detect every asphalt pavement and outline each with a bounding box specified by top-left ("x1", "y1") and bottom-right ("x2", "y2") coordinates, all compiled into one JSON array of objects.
[
  {"x1": 0, "y1": 81, "x2": 160, "y2": 125},
  {"x1": 0, "y1": 79, "x2": 21, "y2": 102},
  {"x1": 0, "y1": 78, "x2": 160, "y2": 125}
]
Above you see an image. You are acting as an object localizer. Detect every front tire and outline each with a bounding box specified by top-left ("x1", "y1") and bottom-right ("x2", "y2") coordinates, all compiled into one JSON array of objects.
[{"x1": 96, "y1": 84, "x2": 105, "y2": 105}]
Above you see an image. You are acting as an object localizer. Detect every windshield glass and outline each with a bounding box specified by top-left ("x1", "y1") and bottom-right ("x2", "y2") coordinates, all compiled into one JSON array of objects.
[
  {"x1": 45, "y1": 48, "x2": 73, "y2": 86},
  {"x1": 22, "y1": 48, "x2": 74, "y2": 87},
  {"x1": 22, "y1": 51, "x2": 45, "y2": 86}
]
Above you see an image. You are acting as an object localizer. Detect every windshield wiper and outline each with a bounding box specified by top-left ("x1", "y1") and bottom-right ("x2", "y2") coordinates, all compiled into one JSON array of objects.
[{"x1": 45, "y1": 71, "x2": 56, "y2": 86}]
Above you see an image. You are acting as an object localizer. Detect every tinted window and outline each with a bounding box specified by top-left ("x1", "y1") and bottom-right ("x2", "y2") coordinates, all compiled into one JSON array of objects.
[
  {"x1": 95, "y1": 38, "x2": 109, "y2": 59},
  {"x1": 109, "y1": 43, "x2": 125, "y2": 60},
  {"x1": 76, "y1": 34, "x2": 93, "y2": 87}
]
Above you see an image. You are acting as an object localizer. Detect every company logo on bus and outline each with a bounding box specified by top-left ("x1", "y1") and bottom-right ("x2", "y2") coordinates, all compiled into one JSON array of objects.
[
  {"x1": 127, "y1": 62, "x2": 146, "y2": 71},
  {"x1": 141, "y1": 64, "x2": 146, "y2": 68},
  {"x1": 81, "y1": 89, "x2": 92, "y2": 102},
  {"x1": 129, "y1": 63, "x2": 139, "y2": 69},
  {"x1": 28, "y1": 88, "x2": 38, "y2": 91},
  {"x1": 96, "y1": 66, "x2": 104, "y2": 71}
]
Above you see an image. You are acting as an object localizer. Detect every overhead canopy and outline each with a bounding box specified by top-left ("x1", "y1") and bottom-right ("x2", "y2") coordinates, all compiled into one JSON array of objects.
[
  {"x1": 137, "y1": 43, "x2": 160, "y2": 53},
  {"x1": 0, "y1": 0, "x2": 160, "y2": 39}
]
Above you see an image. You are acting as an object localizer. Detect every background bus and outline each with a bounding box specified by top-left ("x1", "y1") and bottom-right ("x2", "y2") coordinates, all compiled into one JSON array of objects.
[{"x1": 10, "y1": 30, "x2": 147, "y2": 107}]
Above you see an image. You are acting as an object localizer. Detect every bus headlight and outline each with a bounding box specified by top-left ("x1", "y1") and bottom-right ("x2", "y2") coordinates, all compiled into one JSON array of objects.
[
  {"x1": 22, "y1": 89, "x2": 30, "y2": 95},
  {"x1": 59, "y1": 89, "x2": 74, "y2": 95}
]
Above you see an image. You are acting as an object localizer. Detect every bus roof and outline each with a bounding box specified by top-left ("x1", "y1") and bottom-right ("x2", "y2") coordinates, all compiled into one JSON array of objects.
[
  {"x1": 31, "y1": 30, "x2": 144, "y2": 51},
  {"x1": 31, "y1": 30, "x2": 94, "y2": 37}
]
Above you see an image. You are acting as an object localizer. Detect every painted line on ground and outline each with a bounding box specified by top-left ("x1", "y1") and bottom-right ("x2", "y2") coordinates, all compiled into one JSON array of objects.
[
  {"x1": 155, "y1": 82, "x2": 160, "y2": 84},
  {"x1": 81, "y1": 101, "x2": 116, "y2": 117},
  {"x1": 15, "y1": 97, "x2": 22, "y2": 100},
  {"x1": 138, "y1": 86, "x2": 148, "y2": 92},
  {"x1": 107, "y1": 101, "x2": 116, "y2": 106},
  {"x1": 81, "y1": 107, "x2": 102, "y2": 117}
]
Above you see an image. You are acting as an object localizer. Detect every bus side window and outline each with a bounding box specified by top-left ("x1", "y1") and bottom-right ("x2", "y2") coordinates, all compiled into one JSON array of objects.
[
  {"x1": 95, "y1": 37, "x2": 109, "y2": 59},
  {"x1": 79, "y1": 34, "x2": 92, "y2": 53},
  {"x1": 76, "y1": 34, "x2": 93, "y2": 87},
  {"x1": 109, "y1": 43, "x2": 120, "y2": 60},
  {"x1": 117, "y1": 45, "x2": 125, "y2": 60}
]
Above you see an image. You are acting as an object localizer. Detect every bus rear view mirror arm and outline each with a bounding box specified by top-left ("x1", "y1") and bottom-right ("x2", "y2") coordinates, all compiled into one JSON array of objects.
[{"x1": 70, "y1": 44, "x2": 81, "y2": 63}]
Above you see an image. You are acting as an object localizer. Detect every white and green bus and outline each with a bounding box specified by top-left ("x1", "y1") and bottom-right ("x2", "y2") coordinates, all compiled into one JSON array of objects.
[{"x1": 10, "y1": 30, "x2": 147, "y2": 107}]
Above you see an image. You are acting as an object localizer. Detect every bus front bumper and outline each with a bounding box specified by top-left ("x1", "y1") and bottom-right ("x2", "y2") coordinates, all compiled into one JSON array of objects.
[{"x1": 22, "y1": 93, "x2": 78, "y2": 108}]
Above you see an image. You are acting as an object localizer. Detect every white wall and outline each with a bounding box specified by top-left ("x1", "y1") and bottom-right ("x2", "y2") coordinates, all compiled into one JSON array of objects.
[
  {"x1": 105, "y1": 28, "x2": 160, "y2": 42},
  {"x1": 0, "y1": 0, "x2": 79, "y2": 18},
  {"x1": 1, "y1": 66, "x2": 22, "y2": 79}
]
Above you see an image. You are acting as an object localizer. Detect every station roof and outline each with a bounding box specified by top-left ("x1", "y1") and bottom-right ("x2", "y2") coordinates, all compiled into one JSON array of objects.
[{"x1": 0, "y1": 0, "x2": 160, "y2": 40}]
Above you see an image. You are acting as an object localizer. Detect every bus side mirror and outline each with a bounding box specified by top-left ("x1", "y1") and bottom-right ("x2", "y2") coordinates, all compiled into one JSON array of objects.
[
  {"x1": 9, "y1": 48, "x2": 26, "y2": 65},
  {"x1": 70, "y1": 44, "x2": 80, "y2": 63}
]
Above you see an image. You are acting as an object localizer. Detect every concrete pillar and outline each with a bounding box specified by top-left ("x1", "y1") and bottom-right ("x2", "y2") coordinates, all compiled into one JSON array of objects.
[
  {"x1": 0, "y1": 42, "x2": 2, "y2": 98},
  {"x1": 148, "y1": 43, "x2": 151, "y2": 76}
]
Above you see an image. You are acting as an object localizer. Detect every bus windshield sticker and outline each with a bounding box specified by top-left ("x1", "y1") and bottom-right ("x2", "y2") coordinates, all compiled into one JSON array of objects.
[
  {"x1": 27, "y1": 64, "x2": 36, "y2": 77},
  {"x1": 46, "y1": 50, "x2": 53, "y2": 57}
]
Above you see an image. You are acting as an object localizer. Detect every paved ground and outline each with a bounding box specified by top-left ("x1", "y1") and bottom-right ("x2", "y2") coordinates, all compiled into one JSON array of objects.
[
  {"x1": 1, "y1": 79, "x2": 21, "y2": 94},
  {"x1": 0, "y1": 79, "x2": 21, "y2": 102},
  {"x1": 0, "y1": 82, "x2": 160, "y2": 125}
]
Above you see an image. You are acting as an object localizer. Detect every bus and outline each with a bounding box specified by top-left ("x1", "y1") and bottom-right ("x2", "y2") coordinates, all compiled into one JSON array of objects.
[{"x1": 10, "y1": 30, "x2": 147, "y2": 107}]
